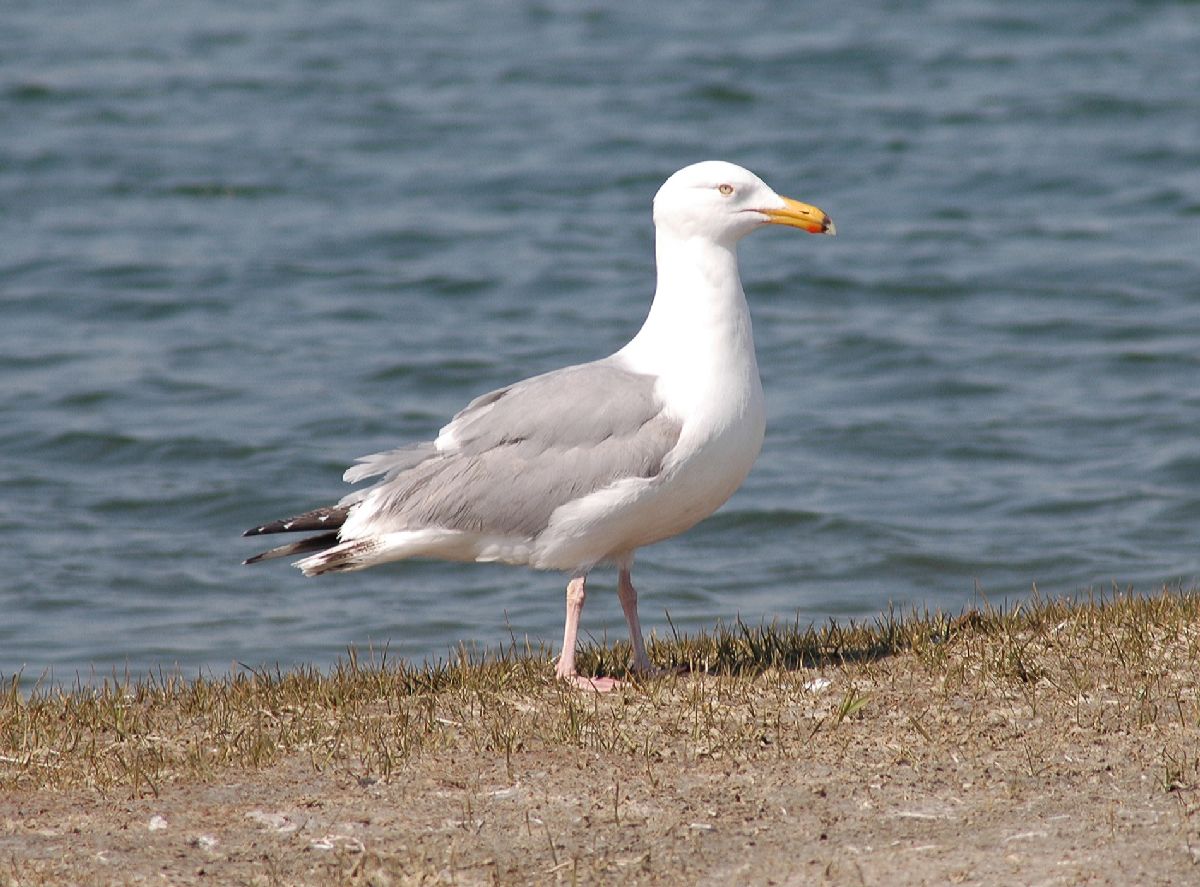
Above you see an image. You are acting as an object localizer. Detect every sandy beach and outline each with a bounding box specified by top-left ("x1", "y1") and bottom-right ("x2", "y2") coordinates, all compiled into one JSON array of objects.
[{"x1": 4, "y1": 591, "x2": 1198, "y2": 885}]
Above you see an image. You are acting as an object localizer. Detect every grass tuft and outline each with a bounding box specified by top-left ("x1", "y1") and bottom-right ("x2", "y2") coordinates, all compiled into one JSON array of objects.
[{"x1": 2, "y1": 586, "x2": 1198, "y2": 797}]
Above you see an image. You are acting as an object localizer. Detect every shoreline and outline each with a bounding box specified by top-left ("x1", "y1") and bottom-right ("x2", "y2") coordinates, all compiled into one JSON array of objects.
[{"x1": 3, "y1": 589, "x2": 1198, "y2": 884}]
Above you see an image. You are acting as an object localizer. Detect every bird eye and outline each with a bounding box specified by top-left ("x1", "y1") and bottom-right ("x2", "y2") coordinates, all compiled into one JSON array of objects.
[{"x1": 718, "y1": 183, "x2": 734, "y2": 196}]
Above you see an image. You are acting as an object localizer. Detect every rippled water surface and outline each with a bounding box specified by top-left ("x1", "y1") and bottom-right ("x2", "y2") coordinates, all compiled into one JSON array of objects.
[{"x1": 3, "y1": 1, "x2": 1198, "y2": 685}]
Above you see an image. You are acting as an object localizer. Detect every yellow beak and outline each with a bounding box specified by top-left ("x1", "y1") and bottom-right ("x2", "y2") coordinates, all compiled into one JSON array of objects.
[{"x1": 762, "y1": 196, "x2": 836, "y2": 235}]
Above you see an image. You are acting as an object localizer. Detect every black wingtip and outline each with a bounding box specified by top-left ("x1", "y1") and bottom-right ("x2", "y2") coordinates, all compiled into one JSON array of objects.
[
  {"x1": 241, "y1": 506, "x2": 350, "y2": 538},
  {"x1": 242, "y1": 531, "x2": 341, "y2": 567}
]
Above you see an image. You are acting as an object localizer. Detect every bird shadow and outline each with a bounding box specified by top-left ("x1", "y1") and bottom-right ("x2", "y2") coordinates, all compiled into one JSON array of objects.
[{"x1": 574, "y1": 607, "x2": 962, "y2": 681}]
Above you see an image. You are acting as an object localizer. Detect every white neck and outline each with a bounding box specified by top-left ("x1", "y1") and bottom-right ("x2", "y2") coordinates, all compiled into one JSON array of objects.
[
  {"x1": 620, "y1": 231, "x2": 757, "y2": 375},
  {"x1": 616, "y1": 229, "x2": 763, "y2": 424}
]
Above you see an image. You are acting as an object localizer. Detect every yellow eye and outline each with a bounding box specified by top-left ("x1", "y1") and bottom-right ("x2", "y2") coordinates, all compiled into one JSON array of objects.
[{"x1": 718, "y1": 183, "x2": 734, "y2": 196}]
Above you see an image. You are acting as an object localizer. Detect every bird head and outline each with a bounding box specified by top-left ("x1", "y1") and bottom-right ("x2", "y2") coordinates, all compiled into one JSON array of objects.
[{"x1": 652, "y1": 160, "x2": 835, "y2": 244}]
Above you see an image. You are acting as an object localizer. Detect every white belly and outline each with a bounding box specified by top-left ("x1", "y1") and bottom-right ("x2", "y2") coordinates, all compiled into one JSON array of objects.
[{"x1": 531, "y1": 384, "x2": 766, "y2": 571}]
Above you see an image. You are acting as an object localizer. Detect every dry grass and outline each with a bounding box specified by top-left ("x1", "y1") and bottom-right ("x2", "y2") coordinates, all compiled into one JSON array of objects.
[
  {"x1": 4, "y1": 586, "x2": 1198, "y2": 799},
  {"x1": 3, "y1": 587, "x2": 1200, "y2": 885}
]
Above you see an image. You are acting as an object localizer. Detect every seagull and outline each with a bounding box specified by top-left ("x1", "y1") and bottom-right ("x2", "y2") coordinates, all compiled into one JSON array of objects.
[{"x1": 243, "y1": 160, "x2": 835, "y2": 691}]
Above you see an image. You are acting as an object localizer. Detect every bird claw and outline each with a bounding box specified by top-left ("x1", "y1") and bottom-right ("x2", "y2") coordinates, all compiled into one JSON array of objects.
[
  {"x1": 560, "y1": 663, "x2": 680, "y2": 692},
  {"x1": 565, "y1": 675, "x2": 624, "y2": 693}
]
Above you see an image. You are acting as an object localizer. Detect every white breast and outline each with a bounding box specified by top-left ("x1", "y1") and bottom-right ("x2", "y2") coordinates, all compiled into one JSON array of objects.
[{"x1": 531, "y1": 231, "x2": 767, "y2": 572}]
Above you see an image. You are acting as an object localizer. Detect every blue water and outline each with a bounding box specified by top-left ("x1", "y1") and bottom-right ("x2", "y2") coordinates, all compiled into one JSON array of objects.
[{"x1": 2, "y1": 1, "x2": 1198, "y2": 687}]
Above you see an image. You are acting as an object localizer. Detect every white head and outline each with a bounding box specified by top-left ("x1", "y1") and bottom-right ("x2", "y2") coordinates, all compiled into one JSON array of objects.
[{"x1": 652, "y1": 160, "x2": 835, "y2": 245}]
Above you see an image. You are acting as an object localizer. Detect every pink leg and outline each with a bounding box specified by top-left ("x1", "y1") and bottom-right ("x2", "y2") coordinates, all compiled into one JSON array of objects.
[
  {"x1": 555, "y1": 574, "x2": 620, "y2": 693},
  {"x1": 618, "y1": 568, "x2": 655, "y2": 674},
  {"x1": 555, "y1": 575, "x2": 586, "y2": 680}
]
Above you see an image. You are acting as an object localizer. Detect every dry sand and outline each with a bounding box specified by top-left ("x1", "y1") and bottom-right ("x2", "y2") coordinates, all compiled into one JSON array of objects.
[{"x1": 3, "y1": 594, "x2": 1198, "y2": 885}]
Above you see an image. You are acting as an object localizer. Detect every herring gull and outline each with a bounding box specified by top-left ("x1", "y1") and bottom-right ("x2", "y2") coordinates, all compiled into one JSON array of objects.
[{"x1": 243, "y1": 160, "x2": 835, "y2": 691}]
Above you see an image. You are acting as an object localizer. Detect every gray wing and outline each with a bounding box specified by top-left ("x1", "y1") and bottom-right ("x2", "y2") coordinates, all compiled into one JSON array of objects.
[{"x1": 344, "y1": 359, "x2": 682, "y2": 538}]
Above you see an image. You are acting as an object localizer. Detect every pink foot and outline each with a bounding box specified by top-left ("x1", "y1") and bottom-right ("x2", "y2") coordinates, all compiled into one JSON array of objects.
[{"x1": 565, "y1": 674, "x2": 624, "y2": 693}]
